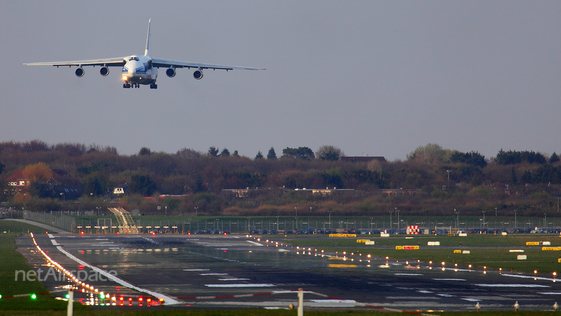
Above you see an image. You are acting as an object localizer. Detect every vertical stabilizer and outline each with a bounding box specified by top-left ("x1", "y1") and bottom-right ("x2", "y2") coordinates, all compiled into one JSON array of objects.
[{"x1": 144, "y1": 19, "x2": 151, "y2": 56}]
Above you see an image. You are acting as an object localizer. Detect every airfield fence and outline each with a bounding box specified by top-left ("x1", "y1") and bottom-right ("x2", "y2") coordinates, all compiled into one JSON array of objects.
[
  {"x1": 23, "y1": 211, "x2": 76, "y2": 232},
  {"x1": 68, "y1": 215, "x2": 561, "y2": 234}
]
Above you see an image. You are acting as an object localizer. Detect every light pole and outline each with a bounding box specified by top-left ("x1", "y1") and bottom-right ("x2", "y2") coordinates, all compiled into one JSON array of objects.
[
  {"x1": 446, "y1": 170, "x2": 451, "y2": 183},
  {"x1": 514, "y1": 209, "x2": 517, "y2": 229},
  {"x1": 482, "y1": 211, "x2": 485, "y2": 229},
  {"x1": 544, "y1": 213, "x2": 547, "y2": 228},
  {"x1": 396, "y1": 209, "x2": 400, "y2": 230},
  {"x1": 295, "y1": 207, "x2": 298, "y2": 229},
  {"x1": 389, "y1": 209, "x2": 393, "y2": 231},
  {"x1": 454, "y1": 209, "x2": 459, "y2": 230},
  {"x1": 194, "y1": 207, "x2": 198, "y2": 217},
  {"x1": 328, "y1": 210, "x2": 331, "y2": 230}
]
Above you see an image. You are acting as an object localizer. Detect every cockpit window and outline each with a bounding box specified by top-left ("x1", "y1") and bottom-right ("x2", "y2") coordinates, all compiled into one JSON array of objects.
[{"x1": 128, "y1": 56, "x2": 139, "y2": 61}]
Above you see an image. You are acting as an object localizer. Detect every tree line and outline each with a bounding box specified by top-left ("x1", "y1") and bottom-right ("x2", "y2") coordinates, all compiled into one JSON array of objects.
[{"x1": 0, "y1": 141, "x2": 560, "y2": 218}]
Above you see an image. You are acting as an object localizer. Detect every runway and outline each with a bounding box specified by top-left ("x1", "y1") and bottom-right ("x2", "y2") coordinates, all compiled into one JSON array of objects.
[{"x1": 17, "y1": 232, "x2": 561, "y2": 312}]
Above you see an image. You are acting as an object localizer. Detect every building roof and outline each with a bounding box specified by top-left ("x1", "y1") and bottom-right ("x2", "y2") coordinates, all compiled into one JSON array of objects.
[{"x1": 5, "y1": 170, "x2": 25, "y2": 182}]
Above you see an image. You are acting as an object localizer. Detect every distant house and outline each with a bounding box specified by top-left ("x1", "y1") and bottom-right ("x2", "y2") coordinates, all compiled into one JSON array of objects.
[
  {"x1": 4, "y1": 170, "x2": 30, "y2": 195},
  {"x1": 4, "y1": 168, "x2": 83, "y2": 199},
  {"x1": 113, "y1": 183, "x2": 128, "y2": 196},
  {"x1": 340, "y1": 156, "x2": 386, "y2": 163}
]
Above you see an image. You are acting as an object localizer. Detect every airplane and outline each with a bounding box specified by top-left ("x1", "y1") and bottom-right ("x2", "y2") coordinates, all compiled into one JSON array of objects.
[{"x1": 22, "y1": 19, "x2": 264, "y2": 89}]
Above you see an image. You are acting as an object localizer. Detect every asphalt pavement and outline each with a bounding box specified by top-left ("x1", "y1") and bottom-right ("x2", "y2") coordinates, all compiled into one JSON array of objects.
[{"x1": 16, "y1": 232, "x2": 561, "y2": 312}]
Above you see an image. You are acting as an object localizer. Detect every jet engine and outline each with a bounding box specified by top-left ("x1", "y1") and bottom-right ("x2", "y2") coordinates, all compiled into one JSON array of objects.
[
  {"x1": 75, "y1": 67, "x2": 85, "y2": 77},
  {"x1": 166, "y1": 68, "x2": 176, "y2": 78},
  {"x1": 100, "y1": 66, "x2": 110, "y2": 76},
  {"x1": 193, "y1": 68, "x2": 203, "y2": 80}
]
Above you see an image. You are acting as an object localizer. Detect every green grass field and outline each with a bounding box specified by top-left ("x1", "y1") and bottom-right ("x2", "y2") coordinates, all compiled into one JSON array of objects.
[{"x1": 283, "y1": 234, "x2": 561, "y2": 274}]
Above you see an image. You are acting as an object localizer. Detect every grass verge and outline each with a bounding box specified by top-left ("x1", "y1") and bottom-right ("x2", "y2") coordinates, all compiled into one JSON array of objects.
[{"x1": 0, "y1": 220, "x2": 85, "y2": 311}]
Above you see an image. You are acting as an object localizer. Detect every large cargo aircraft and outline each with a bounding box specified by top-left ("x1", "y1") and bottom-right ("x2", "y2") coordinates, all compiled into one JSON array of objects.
[{"x1": 23, "y1": 20, "x2": 264, "y2": 89}]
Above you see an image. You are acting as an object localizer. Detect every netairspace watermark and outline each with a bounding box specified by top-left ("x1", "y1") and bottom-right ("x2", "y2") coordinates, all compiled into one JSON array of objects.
[{"x1": 15, "y1": 268, "x2": 117, "y2": 282}]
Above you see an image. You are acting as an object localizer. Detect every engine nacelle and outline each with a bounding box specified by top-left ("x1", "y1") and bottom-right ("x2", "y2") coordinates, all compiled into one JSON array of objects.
[
  {"x1": 193, "y1": 68, "x2": 203, "y2": 80},
  {"x1": 75, "y1": 67, "x2": 85, "y2": 77},
  {"x1": 100, "y1": 66, "x2": 110, "y2": 76},
  {"x1": 166, "y1": 68, "x2": 176, "y2": 78}
]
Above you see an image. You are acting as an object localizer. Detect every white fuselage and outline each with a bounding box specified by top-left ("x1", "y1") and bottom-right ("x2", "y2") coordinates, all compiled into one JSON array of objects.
[{"x1": 121, "y1": 55, "x2": 158, "y2": 85}]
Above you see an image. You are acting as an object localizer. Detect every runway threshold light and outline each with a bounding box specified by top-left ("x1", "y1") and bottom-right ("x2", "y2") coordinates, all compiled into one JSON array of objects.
[{"x1": 31, "y1": 293, "x2": 37, "y2": 300}]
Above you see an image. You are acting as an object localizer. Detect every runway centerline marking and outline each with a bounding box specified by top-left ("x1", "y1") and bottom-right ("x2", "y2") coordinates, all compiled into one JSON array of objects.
[{"x1": 205, "y1": 283, "x2": 276, "y2": 288}]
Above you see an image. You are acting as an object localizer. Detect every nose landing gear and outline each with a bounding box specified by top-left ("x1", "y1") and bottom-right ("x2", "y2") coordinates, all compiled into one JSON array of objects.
[{"x1": 123, "y1": 83, "x2": 141, "y2": 88}]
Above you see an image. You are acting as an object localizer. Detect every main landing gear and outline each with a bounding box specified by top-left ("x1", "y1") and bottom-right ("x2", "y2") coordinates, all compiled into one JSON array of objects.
[{"x1": 150, "y1": 83, "x2": 157, "y2": 89}]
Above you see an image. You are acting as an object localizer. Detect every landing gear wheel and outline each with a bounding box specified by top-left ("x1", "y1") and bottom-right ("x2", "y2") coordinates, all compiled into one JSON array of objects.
[{"x1": 150, "y1": 84, "x2": 158, "y2": 89}]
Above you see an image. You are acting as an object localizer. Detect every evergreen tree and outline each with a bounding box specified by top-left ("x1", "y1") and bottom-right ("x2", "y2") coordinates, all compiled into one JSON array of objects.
[
  {"x1": 510, "y1": 167, "x2": 518, "y2": 184},
  {"x1": 255, "y1": 151, "x2": 264, "y2": 159},
  {"x1": 220, "y1": 148, "x2": 230, "y2": 157},
  {"x1": 551, "y1": 152, "x2": 560, "y2": 164},
  {"x1": 128, "y1": 175, "x2": 157, "y2": 196},
  {"x1": 139, "y1": 147, "x2": 151, "y2": 156},
  {"x1": 282, "y1": 147, "x2": 315, "y2": 160},
  {"x1": 316, "y1": 145, "x2": 344, "y2": 161},
  {"x1": 208, "y1": 146, "x2": 219, "y2": 157},
  {"x1": 522, "y1": 170, "x2": 532, "y2": 184},
  {"x1": 267, "y1": 147, "x2": 277, "y2": 159}
]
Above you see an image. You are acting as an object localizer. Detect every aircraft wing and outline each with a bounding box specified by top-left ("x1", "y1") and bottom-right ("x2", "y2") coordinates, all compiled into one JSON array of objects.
[
  {"x1": 151, "y1": 58, "x2": 264, "y2": 71},
  {"x1": 22, "y1": 57, "x2": 126, "y2": 67}
]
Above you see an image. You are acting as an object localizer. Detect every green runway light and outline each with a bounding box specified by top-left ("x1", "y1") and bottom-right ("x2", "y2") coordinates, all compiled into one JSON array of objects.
[
  {"x1": 65, "y1": 293, "x2": 70, "y2": 299},
  {"x1": 31, "y1": 293, "x2": 36, "y2": 299}
]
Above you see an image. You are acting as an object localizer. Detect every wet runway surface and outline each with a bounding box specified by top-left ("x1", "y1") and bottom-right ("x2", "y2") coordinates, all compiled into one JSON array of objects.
[{"x1": 19, "y1": 233, "x2": 561, "y2": 312}]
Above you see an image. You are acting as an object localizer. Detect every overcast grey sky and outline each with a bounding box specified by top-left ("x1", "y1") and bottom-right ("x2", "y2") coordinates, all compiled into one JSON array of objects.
[{"x1": 2, "y1": 1, "x2": 561, "y2": 160}]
